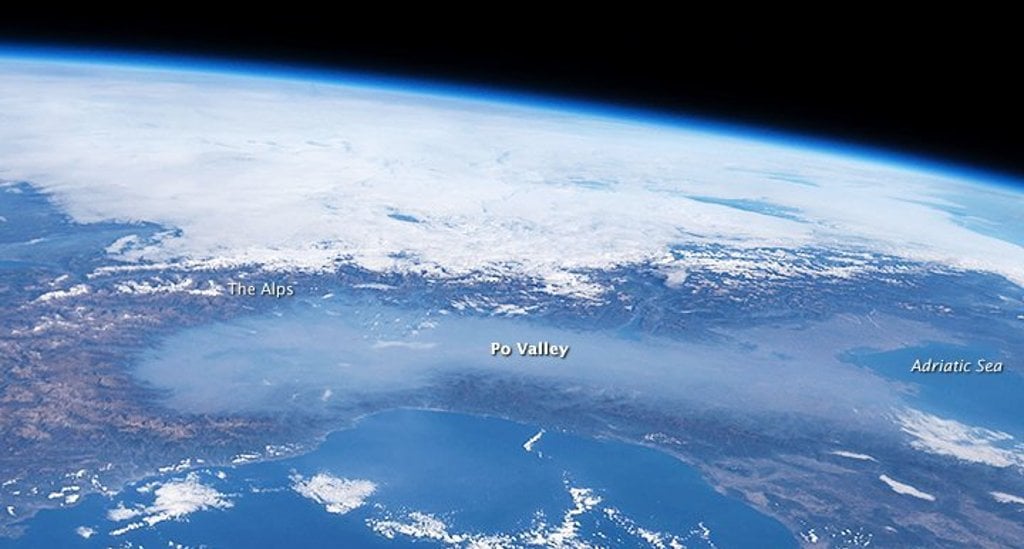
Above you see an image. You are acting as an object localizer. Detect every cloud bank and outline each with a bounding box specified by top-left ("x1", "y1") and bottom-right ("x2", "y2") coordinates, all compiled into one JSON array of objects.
[
  {"x1": 290, "y1": 472, "x2": 376, "y2": 515},
  {"x1": 896, "y1": 408, "x2": 1024, "y2": 469},
  {"x1": 107, "y1": 473, "x2": 233, "y2": 536},
  {"x1": 0, "y1": 58, "x2": 1022, "y2": 297}
]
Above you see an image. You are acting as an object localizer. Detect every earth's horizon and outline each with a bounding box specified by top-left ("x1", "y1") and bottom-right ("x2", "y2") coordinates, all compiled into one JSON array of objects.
[{"x1": 1, "y1": 52, "x2": 1023, "y2": 548}]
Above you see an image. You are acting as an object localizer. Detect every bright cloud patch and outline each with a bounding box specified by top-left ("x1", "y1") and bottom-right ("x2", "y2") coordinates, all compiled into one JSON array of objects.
[
  {"x1": 878, "y1": 474, "x2": 935, "y2": 502},
  {"x1": 1, "y1": 59, "x2": 1023, "y2": 298},
  {"x1": 369, "y1": 512, "x2": 480, "y2": 545},
  {"x1": 830, "y1": 450, "x2": 878, "y2": 462},
  {"x1": 290, "y1": 473, "x2": 376, "y2": 515},
  {"x1": 991, "y1": 491, "x2": 1024, "y2": 505},
  {"x1": 523, "y1": 429, "x2": 545, "y2": 453},
  {"x1": 106, "y1": 472, "x2": 233, "y2": 536},
  {"x1": 896, "y1": 408, "x2": 1024, "y2": 468},
  {"x1": 367, "y1": 483, "x2": 712, "y2": 548}
]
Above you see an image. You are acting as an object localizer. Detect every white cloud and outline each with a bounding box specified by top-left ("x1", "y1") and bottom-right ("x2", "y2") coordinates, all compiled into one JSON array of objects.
[
  {"x1": 603, "y1": 507, "x2": 708, "y2": 549},
  {"x1": 74, "y1": 526, "x2": 96, "y2": 539},
  {"x1": 800, "y1": 528, "x2": 819, "y2": 544},
  {"x1": 0, "y1": 58, "x2": 1022, "y2": 299},
  {"x1": 230, "y1": 452, "x2": 261, "y2": 465},
  {"x1": 107, "y1": 472, "x2": 233, "y2": 536},
  {"x1": 107, "y1": 502, "x2": 142, "y2": 521},
  {"x1": 369, "y1": 511, "x2": 477, "y2": 545},
  {"x1": 371, "y1": 340, "x2": 437, "y2": 350},
  {"x1": 991, "y1": 491, "x2": 1024, "y2": 505},
  {"x1": 895, "y1": 408, "x2": 1024, "y2": 468},
  {"x1": 367, "y1": 482, "x2": 705, "y2": 548},
  {"x1": 878, "y1": 474, "x2": 935, "y2": 501},
  {"x1": 523, "y1": 429, "x2": 545, "y2": 453},
  {"x1": 290, "y1": 472, "x2": 376, "y2": 515},
  {"x1": 830, "y1": 450, "x2": 878, "y2": 462},
  {"x1": 106, "y1": 234, "x2": 141, "y2": 254},
  {"x1": 502, "y1": 485, "x2": 605, "y2": 548},
  {"x1": 109, "y1": 522, "x2": 145, "y2": 537}
]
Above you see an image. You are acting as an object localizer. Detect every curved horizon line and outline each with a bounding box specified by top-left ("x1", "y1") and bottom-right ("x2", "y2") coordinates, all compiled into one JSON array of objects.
[{"x1": 0, "y1": 42, "x2": 1021, "y2": 190}]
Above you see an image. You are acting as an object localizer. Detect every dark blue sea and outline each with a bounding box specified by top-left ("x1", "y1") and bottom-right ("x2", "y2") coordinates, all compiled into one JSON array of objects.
[
  {"x1": 842, "y1": 342, "x2": 1024, "y2": 434},
  {"x1": 12, "y1": 409, "x2": 796, "y2": 548}
]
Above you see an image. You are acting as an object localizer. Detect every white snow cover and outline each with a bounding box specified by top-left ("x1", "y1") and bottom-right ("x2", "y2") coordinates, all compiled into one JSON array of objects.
[
  {"x1": 878, "y1": 474, "x2": 935, "y2": 501},
  {"x1": 290, "y1": 472, "x2": 376, "y2": 514},
  {"x1": 115, "y1": 277, "x2": 222, "y2": 296},
  {"x1": 0, "y1": 58, "x2": 1022, "y2": 298},
  {"x1": 106, "y1": 473, "x2": 233, "y2": 536},
  {"x1": 34, "y1": 284, "x2": 89, "y2": 303},
  {"x1": 896, "y1": 408, "x2": 1024, "y2": 468}
]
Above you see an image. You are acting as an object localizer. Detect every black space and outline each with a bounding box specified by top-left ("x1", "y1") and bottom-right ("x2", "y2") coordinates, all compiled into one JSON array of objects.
[{"x1": 2, "y1": 16, "x2": 1022, "y2": 182}]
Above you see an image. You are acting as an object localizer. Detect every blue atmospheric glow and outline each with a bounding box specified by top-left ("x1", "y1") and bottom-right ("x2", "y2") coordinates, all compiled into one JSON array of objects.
[{"x1": 0, "y1": 43, "x2": 1020, "y2": 191}]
